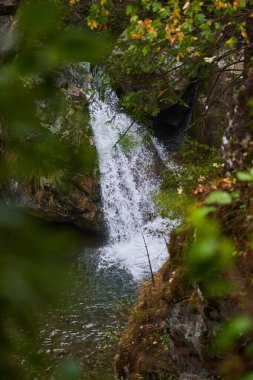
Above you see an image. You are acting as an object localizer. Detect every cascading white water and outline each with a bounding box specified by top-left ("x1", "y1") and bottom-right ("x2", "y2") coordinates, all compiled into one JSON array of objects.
[{"x1": 89, "y1": 88, "x2": 176, "y2": 280}]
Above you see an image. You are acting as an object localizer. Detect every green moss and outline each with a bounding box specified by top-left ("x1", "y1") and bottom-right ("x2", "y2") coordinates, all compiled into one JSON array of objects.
[
  {"x1": 154, "y1": 137, "x2": 222, "y2": 219},
  {"x1": 154, "y1": 189, "x2": 190, "y2": 219}
]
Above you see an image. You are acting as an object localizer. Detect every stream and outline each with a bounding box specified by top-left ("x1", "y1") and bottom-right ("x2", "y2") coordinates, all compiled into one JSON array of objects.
[{"x1": 40, "y1": 84, "x2": 177, "y2": 377}]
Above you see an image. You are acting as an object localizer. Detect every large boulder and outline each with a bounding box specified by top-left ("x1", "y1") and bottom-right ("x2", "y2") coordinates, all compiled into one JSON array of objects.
[{"x1": 5, "y1": 174, "x2": 101, "y2": 233}]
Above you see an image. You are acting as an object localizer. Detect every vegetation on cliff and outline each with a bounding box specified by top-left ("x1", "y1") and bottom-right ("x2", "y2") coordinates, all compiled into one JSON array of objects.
[{"x1": 87, "y1": 0, "x2": 249, "y2": 137}]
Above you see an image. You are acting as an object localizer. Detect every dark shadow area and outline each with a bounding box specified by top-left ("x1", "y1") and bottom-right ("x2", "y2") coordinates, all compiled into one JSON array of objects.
[{"x1": 151, "y1": 81, "x2": 199, "y2": 142}]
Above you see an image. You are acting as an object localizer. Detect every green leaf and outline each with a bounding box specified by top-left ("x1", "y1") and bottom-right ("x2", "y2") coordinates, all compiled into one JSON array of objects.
[
  {"x1": 215, "y1": 22, "x2": 222, "y2": 30},
  {"x1": 225, "y1": 36, "x2": 238, "y2": 48},
  {"x1": 194, "y1": 13, "x2": 205, "y2": 24},
  {"x1": 18, "y1": 0, "x2": 61, "y2": 38},
  {"x1": 237, "y1": 168, "x2": 253, "y2": 181},
  {"x1": 214, "y1": 317, "x2": 253, "y2": 351},
  {"x1": 241, "y1": 373, "x2": 253, "y2": 380},
  {"x1": 186, "y1": 206, "x2": 215, "y2": 225},
  {"x1": 126, "y1": 5, "x2": 135, "y2": 16},
  {"x1": 205, "y1": 191, "x2": 232, "y2": 205},
  {"x1": 47, "y1": 28, "x2": 110, "y2": 64}
]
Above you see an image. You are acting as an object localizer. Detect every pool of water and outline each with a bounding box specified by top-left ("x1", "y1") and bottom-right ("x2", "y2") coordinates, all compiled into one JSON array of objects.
[{"x1": 39, "y1": 235, "x2": 137, "y2": 378}]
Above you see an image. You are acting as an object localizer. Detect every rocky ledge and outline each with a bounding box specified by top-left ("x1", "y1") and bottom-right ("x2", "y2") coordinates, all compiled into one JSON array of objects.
[
  {"x1": 5, "y1": 174, "x2": 101, "y2": 233},
  {"x1": 115, "y1": 226, "x2": 239, "y2": 380}
]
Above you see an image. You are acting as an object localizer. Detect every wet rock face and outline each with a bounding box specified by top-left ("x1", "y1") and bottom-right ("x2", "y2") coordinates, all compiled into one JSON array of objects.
[
  {"x1": 0, "y1": 19, "x2": 102, "y2": 233},
  {"x1": 5, "y1": 175, "x2": 102, "y2": 233},
  {"x1": 166, "y1": 300, "x2": 208, "y2": 375}
]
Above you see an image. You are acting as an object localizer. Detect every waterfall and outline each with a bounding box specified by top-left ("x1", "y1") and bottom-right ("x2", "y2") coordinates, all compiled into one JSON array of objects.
[
  {"x1": 39, "y1": 74, "x2": 179, "y2": 373},
  {"x1": 89, "y1": 88, "x2": 176, "y2": 281}
]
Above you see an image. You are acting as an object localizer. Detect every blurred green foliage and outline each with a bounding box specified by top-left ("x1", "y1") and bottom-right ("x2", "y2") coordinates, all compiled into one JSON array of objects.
[
  {"x1": 0, "y1": 0, "x2": 110, "y2": 378},
  {"x1": 185, "y1": 205, "x2": 234, "y2": 295},
  {"x1": 205, "y1": 190, "x2": 233, "y2": 205},
  {"x1": 237, "y1": 168, "x2": 253, "y2": 182},
  {"x1": 0, "y1": 204, "x2": 82, "y2": 379},
  {"x1": 0, "y1": 0, "x2": 109, "y2": 182},
  {"x1": 213, "y1": 316, "x2": 253, "y2": 352}
]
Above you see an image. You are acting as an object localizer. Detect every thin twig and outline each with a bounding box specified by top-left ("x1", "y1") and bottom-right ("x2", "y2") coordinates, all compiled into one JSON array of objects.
[
  {"x1": 162, "y1": 232, "x2": 168, "y2": 246},
  {"x1": 112, "y1": 120, "x2": 135, "y2": 149},
  {"x1": 140, "y1": 227, "x2": 156, "y2": 287},
  {"x1": 205, "y1": 59, "x2": 244, "y2": 110}
]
